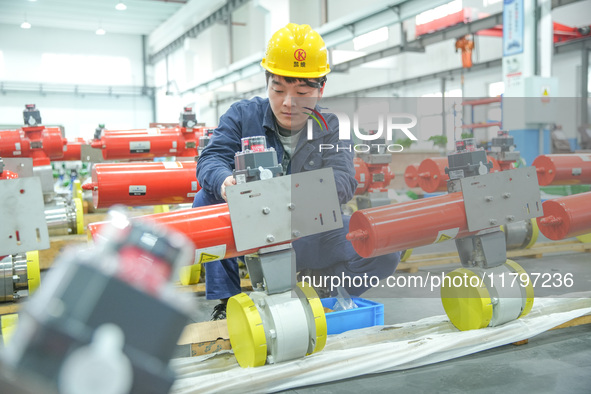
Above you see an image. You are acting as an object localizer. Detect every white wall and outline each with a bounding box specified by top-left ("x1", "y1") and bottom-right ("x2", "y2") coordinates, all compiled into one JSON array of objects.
[
  {"x1": 0, "y1": 92, "x2": 152, "y2": 140},
  {"x1": 0, "y1": 24, "x2": 152, "y2": 137}
]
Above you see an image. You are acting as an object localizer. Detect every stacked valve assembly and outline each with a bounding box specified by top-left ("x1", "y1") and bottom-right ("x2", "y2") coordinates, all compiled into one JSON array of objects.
[
  {"x1": 82, "y1": 108, "x2": 214, "y2": 210},
  {"x1": 89, "y1": 136, "x2": 341, "y2": 367},
  {"x1": 90, "y1": 107, "x2": 200, "y2": 161},
  {"x1": 353, "y1": 133, "x2": 395, "y2": 209},
  {"x1": 0, "y1": 157, "x2": 48, "y2": 304},
  {"x1": 0, "y1": 105, "x2": 85, "y2": 236},
  {"x1": 489, "y1": 131, "x2": 539, "y2": 250},
  {"x1": 347, "y1": 138, "x2": 542, "y2": 331}
]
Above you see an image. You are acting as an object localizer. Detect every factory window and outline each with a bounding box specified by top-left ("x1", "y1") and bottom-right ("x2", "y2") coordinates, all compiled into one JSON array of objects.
[
  {"x1": 415, "y1": 0, "x2": 462, "y2": 26},
  {"x1": 353, "y1": 27, "x2": 389, "y2": 51},
  {"x1": 40, "y1": 53, "x2": 132, "y2": 85}
]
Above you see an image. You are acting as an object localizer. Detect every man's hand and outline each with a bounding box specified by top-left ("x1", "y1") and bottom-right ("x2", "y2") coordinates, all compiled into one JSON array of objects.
[{"x1": 221, "y1": 175, "x2": 236, "y2": 201}]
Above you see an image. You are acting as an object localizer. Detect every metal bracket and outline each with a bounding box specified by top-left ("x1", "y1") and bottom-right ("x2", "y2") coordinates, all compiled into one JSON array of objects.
[
  {"x1": 227, "y1": 168, "x2": 342, "y2": 252},
  {"x1": 2, "y1": 158, "x2": 34, "y2": 178},
  {"x1": 460, "y1": 167, "x2": 543, "y2": 232},
  {"x1": 455, "y1": 230, "x2": 507, "y2": 269},
  {"x1": 0, "y1": 177, "x2": 50, "y2": 254},
  {"x1": 80, "y1": 145, "x2": 104, "y2": 162},
  {"x1": 245, "y1": 246, "x2": 295, "y2": 295}
]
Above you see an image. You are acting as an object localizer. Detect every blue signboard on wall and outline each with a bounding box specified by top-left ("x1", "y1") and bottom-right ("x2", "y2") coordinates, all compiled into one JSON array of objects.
[{"x1": 503, "y1": 0, "x2": 524, "y2": 56}]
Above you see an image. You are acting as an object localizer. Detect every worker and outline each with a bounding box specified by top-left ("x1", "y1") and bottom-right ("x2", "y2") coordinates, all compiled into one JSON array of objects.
[{"x1": 193, "y1": 23, "x2": 401, "y2": 320}]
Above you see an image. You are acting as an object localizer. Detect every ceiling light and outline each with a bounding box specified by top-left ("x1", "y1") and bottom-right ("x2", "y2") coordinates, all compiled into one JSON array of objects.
[
  {"x1": 21, "y1": 21, "x2": 32, "y2": 29},
  {"x1": 96, "y1": 27, "x2": 106, "y2": 35},
  {"x1": 116, "y1": 2, "x2": 127, "y2": 11}
]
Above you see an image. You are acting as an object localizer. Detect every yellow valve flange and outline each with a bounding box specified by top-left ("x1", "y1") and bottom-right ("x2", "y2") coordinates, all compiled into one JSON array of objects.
[
  {"x1": 441, "y1": 268, "x2": 493, "y2": 331},
  {"x1": 73, "y1": 179, "x2": 83, "y2": 201},
  {"x1": 26, "y1": 250, "x2": 41, "y2": 294},
  {"x1": 400, "y1": 248, "x2": 413, "y2": 262},
  {"x1": 1, "y1": 314, "x2": 19, "y2": 346},
  {"x1": 504, "y1": 259, "x2": 534, "y2": 318},
  {"x1": 153, "y1": 205, "x2": 170, "y2": 214},
  {"x1": 179, "y1": 263, "x2": 202, "y2": 286},
  {"x1": 576, "y1": 232, "x2": 591, "y2": 243},
  {"x1": 524, "y1": 218, "x2": 539, "y2": 249},
  {"x1": 227, "y1": 293, "x2": 267, "y2": 368},
  {"x1": 296, "y1": 282, "x2": 327, "y2": 355},
  {"x1": 74, "y1": 197, "x2": 84, "y2": 235}
]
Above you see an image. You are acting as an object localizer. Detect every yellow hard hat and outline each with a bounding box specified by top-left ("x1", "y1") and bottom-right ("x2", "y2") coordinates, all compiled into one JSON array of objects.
[{"x1": 261, "y1": 23, "x2": 330, "y2": 79}]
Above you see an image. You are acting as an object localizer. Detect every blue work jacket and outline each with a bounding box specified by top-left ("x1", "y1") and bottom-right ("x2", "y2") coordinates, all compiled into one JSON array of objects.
[{"x1": 196, "y1": 97, "x2": 357, "y2": 205}]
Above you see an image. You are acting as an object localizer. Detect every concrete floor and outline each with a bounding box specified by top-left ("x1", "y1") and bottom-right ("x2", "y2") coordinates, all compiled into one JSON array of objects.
[{"x1": 186, "y1": 235, "x2": 591, "y2": 393}]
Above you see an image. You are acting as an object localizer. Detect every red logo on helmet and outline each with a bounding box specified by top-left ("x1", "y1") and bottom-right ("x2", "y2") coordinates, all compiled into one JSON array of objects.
[{"x1": 294, "y1": 49, "x2": 306, "y2": 62}]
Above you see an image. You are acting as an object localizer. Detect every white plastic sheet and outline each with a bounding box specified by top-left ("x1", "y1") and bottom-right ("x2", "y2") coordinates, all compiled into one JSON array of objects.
[{"x1": 171, "y1": 293, "x2": 591, "y2": 394}]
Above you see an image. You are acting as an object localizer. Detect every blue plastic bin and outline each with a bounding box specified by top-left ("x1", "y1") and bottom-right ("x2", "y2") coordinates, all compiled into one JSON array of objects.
[{"x1": 321, "y1": 297, "x2": 384, "y2": 335}]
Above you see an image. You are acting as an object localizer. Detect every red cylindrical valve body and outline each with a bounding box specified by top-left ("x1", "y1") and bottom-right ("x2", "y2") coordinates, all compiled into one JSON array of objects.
[
  {"x1": 417, "y1": 157, "x2": 449, "y2": 193},
  {"x1": 354, "y1": 158, "x2": 371, "y2": 194},
  {"x1": 0, "y1": 126, "x2": 66, "y2": 165},
  {"x1": 418, "y1": 156, "x2": 502, "y2": 193},
  {"x1": 61, "y1": 137, "x2": 85, "y2": 161},
  {"x1": 347, "y1": 192, "x2": 476, "y2": 258},
  {"x1": 85, "y1": 161, "x2": 201, "y2": 208},
  {"x1": 536, "y1": 192, "x2": 591, "y2": 240},
  {"x1": 88, "y1": 205, "x2": 260, "y2": 259},
  {"x1": 91, "y1": 127, "x2": 197, "y2": 160},
  {"x1": 404, "y1": 164, "x2": 419, "y2": 188},
  {"x1": 354, "y1": 158, "x2": 394, "y2": 195},
  {"x1": 532, "y1": 154, "x2": 591, "y2": 186}
]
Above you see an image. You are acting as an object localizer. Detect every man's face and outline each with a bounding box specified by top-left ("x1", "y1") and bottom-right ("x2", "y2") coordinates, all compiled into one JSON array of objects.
[{"x1": 267, "y1": 75, "x2": 324, "y2": 131}]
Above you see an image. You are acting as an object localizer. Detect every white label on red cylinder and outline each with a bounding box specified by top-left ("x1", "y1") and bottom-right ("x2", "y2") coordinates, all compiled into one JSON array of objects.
[
  {"x1": 15, "y1": 142, "x2": 21, "y2": 150},
  {"x1": 576, "y1": 154, "x2": 591, "y2": 161},
  {"x1": 129, "y1": 185, "x2": 147, "y2": 196},
  {"x1": 172, "y1": 141, "x2": 177, "y2": 148},
  {"x1": 191, "y1": 181, "x2": 198, "y2": 191},
  {"x1": 187, "y1": 193, "x2": 196, "y2": 198},
  {"x1": 130, "y1": 141, "x2": 150, "y2": 153},
  {"x1": 433, "y1": 228, "x2": 459, "y2": 243},
  {"x1": 13, "y1": 151, "x2": 21, "y2": 156},
  {"x1": 162, "y1": 162, "x2": 182, "y2": 169},
  {"x1": 572, "y1": 168, "x2": 582, "y2": 176},
  {"x1": 146, "y1": 128, "x2": 160, "y2": 135},
  {"x1": 194, "y1": 245, "x2": 226, "y2": 263}
]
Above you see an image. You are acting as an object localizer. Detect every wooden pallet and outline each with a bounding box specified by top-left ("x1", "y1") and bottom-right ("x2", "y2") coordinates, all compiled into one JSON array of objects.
[
  {"x1": 513, "y1": 314, "x2": 591, "y2": 345},
  {"x1": 39, "y1": 234, "x2": 89, "y2": 270},
  {"x1": 398, "y1": 241, "x2": 591, "y2": 273}
]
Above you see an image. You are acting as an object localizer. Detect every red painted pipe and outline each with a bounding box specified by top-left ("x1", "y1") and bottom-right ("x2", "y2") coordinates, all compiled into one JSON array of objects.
[
  {"x1": 88, "y1": 204, "x2": 260, "y2": 259},
  {"x1": 61, "y1": 138, "x2": 85, "y2": 161},
  {"x1": 532, "y1": 154, "x2": 591, "y2": 186},
  {"x1": 90, "y1": 127, "x2": 197, "y2": 160},
  {"x1": 347, "y1": 192, "x2": 476, "y2": 258},
  {"x1": 84, "y1": 161, "x2": 200, "y2": 208},
  {"x1": 536, "y1": 192, "x2": 591, "y2": 240}
]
